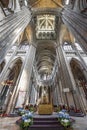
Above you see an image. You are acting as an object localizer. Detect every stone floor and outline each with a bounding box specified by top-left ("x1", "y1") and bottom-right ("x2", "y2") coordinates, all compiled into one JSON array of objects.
[
  {"x1": 72, "y1": 116, "x2": 87, "y2": 130},
  {"x1": 0, "y1": 117, "x2": 20, "y2": 130},
  {"x1": 0, "y1": 115, "x2": 87, "y2": 130}
]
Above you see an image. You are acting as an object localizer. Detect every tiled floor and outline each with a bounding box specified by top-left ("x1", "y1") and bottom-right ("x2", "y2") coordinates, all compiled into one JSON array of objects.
[{"x1": 0, "y1": 114, "x2": 87, "y2": 130}]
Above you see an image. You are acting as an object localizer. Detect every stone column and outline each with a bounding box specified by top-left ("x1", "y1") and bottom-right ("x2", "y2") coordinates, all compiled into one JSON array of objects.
[
  {"x1": 58, "y1": 45, "x2": 87, "y2": 113},
  {"x1": 0, "y1": 2, "x2": 5, "y2": 21},
  {"x1": 56, "y1": 46, "x2": 67, "y2": 105},
  {"x1": 30, "y1": 84, "x2": 37, "y2": 105},
  {"x1": 58, "y1": 79, "x2": 65, "y2": 105},
  {"x1": 16, "y1": 45, "x2": 36, "y2": 108},
  {"x1": 62, "y1": 7, "x2": 87, "y2": 51},
  {"x1": 14, "y1": 0, "x2": 21, "y2": 13},
  {"x1": 72, "y1": 43, "x2": 87, "y2": 80},
  {"x1": 53, "y1": 85, "x2": 59, "y2": 106},
  {"x1": 0, "y1": 6, "x2": 31, "y2": 63},
  {"x1": 11, "y1": 0, "x2": 15, "y2": 11},
  {"x1": 74, "y1": 0, "x2": 87, "y2": 12},
  {"x1": 55, "y1": 70, "x2": 64, "y2": 104},
  {"x1": 56, "y1": 46, "x2": 81, "y2": 109},
  {"x1": 24, "y1": 0, "x2": 28, "y2": 7},
  {"x1": 8, "y1": 0, "x2": 13, "y2": 9},
  {"x1": 0, "y1": 46, "x2": 18, "y2": 93},
  {"x1": 8, "y1": 0, "x2": 21, "y2": 12},
  {"x1": 73, "y1": 0, "x2": 80, "y2": 11}
]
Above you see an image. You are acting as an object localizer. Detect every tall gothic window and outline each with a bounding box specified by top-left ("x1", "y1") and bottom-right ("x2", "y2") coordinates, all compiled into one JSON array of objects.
[
  {"x1": 19, "y1": 42, "x2": 29, "y2": 50},
  {"x1": 63, "y1": 42, "x2": 73, "y2": 51},
  {"x1": 65, "y1": 0, "x2": 70, "y2": 5},
  {"x1": 75, "y1": 43, "x2": 83, "y2": 51}
]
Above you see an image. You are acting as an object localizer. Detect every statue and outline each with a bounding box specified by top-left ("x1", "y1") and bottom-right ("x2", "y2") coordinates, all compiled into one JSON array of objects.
[{"x1": 41, "y1": 87, "x2": 49, "y2": 104}]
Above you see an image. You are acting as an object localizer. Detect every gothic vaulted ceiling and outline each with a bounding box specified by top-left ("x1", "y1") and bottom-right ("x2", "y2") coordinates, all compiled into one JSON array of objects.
[
  {"x1": 1, "y1": 0, "x2": 63, "y2": 8},
  {"x1": 0, "y1": 0, "x2": 68, "y2": 83}
]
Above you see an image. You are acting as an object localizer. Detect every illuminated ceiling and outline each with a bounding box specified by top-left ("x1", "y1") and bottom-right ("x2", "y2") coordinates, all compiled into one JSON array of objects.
[
  {"x1": 0, "y1": 0, "x2": 71, "y2": 85},
  {"x1": 0, "y1": 0, "x2": 63, "y2": 8},
  {"x1": 36, "y1": 14, "x2": 56, "y2": 39}
]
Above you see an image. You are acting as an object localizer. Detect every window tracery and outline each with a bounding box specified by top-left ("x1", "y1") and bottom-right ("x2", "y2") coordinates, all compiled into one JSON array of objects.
[{"x1": 36, "y1": 14, "x2": 56, "y2": 39}]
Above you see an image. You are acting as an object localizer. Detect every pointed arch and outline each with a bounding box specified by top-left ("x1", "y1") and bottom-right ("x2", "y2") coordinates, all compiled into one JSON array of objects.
[
  {"x1": 0, "y1": 58, "x2": 23, "y2": 112},
  {"x1": 70, "y1": 58, "x2": 87, "y2": 100},
  {"x1": 0, "y1": 60, "x2": 5, "y2": 74}
]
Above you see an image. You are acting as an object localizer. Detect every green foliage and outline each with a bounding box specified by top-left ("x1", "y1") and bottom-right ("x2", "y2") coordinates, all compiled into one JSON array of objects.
[{"x1": 20, "y1": 118, "x2": 33, "y2": 130}]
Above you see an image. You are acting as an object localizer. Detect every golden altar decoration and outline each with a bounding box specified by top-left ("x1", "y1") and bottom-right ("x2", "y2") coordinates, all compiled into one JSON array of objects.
[
  {"x1": 37, "y1": 94, "x2": 53, "y2": 114},
  {"x1": 38, "y1": 104, "x2": 53, "y2": 115}
]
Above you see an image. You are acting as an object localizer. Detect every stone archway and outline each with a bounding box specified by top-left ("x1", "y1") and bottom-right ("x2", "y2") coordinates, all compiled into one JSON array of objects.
[
  {"x1": 1, "y1": 59, "x2": 22, "y2": 113},
  {"x1": 70, "y1": 58, "x2": 87, "y2": 112}
]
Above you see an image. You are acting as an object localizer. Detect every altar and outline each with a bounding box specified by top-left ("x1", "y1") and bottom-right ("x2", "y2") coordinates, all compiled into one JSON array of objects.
[
  {"x1": 38, "y1": 104, "x2": 53, "y2": 115},
  {"x1": 37, "y1": 94, "x2": 53, "y2": 114},
  {"x1": 37, "y1": 86, "x2": 53, "y2": 115}
]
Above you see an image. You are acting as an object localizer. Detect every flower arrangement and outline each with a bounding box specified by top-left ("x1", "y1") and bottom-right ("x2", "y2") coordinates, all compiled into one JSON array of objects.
[
  {"x1": 18, "y1": 108, "x2": 26, "y2": 116},
  {"x1": 20, "y1": 112, "x2": 33, "y2": 128},
  {"x1": 58, "y1": 109, "x2": 71, "y2": 127},
  {"x1": 61, "y1": 118, "x2": 71, "y2": 127},
  {"x1": 16, "y1": 108, "x2": 33, "y2": 129},
  {"x1": 20, "y1": 111, "x2": 33, "y2": 129},
  {"x1": 29, "y1": 104, "x2": 34, "y2": 112},
  {"x1": 25, "y1": 104, "x2": 34, "y2": 112}
]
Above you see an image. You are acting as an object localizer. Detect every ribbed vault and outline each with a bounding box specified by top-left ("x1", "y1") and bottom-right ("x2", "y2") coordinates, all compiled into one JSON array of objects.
[
  {"x1": 35, "y1": 41, "x2": 56, "y2": 78},
  {"x1": 0, "y1": 0, "x2": 63, "y2": 8}
]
